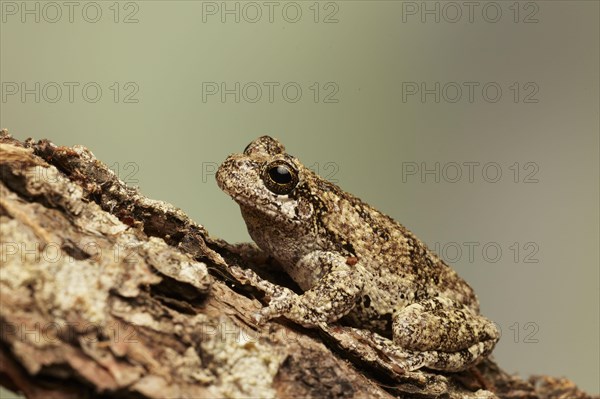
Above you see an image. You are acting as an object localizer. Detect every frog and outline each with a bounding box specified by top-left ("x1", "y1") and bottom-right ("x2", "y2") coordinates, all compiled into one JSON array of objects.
[{"x1": 215, "y1": 135, "x2": 500, "y2": 372}]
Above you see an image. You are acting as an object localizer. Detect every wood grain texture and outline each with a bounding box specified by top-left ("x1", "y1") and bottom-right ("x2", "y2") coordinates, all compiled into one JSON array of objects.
[{"x1": 0, "y1": 129, "x2": 596, "y2": 399}]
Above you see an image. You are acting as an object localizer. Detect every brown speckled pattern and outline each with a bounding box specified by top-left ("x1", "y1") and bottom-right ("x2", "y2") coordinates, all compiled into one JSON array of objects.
[{"x1": 216, "y1": 136, "x2": 499, "y2": 372}]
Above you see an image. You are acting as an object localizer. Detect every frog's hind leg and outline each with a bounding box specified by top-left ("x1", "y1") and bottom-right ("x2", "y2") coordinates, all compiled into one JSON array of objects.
[
  {"x1": 413, "y1": 341, "x2": 497, "y2": 372},
  {"x1": 335, "y1": 327, "x2": 429, "y2": 372},
  {"x1": 326, "y1": 326, "x2": 457, "y2": 396},
  {"x1": 392, "y1": 296, "x2": 500, "y2": 371},
  {"x1": 333, "y1": 327, "x2": 494, "y2": 373}
]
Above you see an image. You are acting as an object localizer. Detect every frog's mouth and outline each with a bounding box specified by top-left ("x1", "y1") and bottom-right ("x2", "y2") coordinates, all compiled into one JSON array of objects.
[{"x1": 228, "y1": 192, "x2": 284, "y2": 216}]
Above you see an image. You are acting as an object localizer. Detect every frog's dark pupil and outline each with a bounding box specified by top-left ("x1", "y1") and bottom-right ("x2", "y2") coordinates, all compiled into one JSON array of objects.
[{"x1": 269, "y1": 165, "x2": 292, "y2": 184}]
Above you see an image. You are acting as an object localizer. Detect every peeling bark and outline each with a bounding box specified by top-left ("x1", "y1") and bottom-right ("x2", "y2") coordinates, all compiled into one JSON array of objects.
[{"x1": 0, "y1": 129, "x2": 596, "y2": 399}]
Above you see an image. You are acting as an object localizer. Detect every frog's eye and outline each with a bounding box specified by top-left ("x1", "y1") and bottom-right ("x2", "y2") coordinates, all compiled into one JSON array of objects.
[{"x1": 263, "y1": 161, "x2": 299, "y2": 195}]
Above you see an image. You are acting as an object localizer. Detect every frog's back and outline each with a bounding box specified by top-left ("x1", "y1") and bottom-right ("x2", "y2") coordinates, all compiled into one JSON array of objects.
[{"x1": 313, "y1": 178, "x2": 479, "y2": 312}]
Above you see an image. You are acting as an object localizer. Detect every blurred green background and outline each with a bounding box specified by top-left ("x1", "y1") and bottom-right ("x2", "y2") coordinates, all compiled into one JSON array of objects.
[{"x1": 1, "y1": 0, "x2": 598, "y2": 396}]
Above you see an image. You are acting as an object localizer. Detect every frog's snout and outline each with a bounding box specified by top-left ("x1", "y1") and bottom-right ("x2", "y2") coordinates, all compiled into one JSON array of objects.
[
  {"x1": 215, "y1": 157, "x2": 232, "y2": 191},
  {"x1": 215, "y1": 155, "x2": 248, "y2": 195}
]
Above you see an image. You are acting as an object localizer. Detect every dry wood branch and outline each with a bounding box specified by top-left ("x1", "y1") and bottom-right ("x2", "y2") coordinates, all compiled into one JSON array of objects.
[{"x1": 0, "y1": 129, "x2": 596, "y2": 399}]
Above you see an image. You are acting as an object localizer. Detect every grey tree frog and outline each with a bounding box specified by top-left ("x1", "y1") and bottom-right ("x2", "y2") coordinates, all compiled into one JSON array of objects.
[{"x1": 216, "y1": 136, "x2": 499, "y2": 372}]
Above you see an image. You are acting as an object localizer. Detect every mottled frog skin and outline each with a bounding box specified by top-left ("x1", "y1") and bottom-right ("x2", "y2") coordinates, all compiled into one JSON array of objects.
[{"x1": 216, "y1": 136, "x2": 499, "y2": 372}]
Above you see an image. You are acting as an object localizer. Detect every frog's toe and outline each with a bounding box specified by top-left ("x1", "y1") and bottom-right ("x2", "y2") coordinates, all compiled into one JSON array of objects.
[{"x1": 252, "y1": 311, "x2": 266, "y2": 325}]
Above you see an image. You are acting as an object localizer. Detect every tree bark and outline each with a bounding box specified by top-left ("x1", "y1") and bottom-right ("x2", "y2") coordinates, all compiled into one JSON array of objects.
[{"x1": 0, "y1": 129, "x2": 596, "y2": 399}]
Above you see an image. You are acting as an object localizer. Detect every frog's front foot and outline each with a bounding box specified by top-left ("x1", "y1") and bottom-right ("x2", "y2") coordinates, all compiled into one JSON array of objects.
[
  {"x1": 253, "y1": 290, "x2": 295, "y2": 325},
  {"x1": 255, "y1": 251, "x2": 365, "y2": 328}
]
